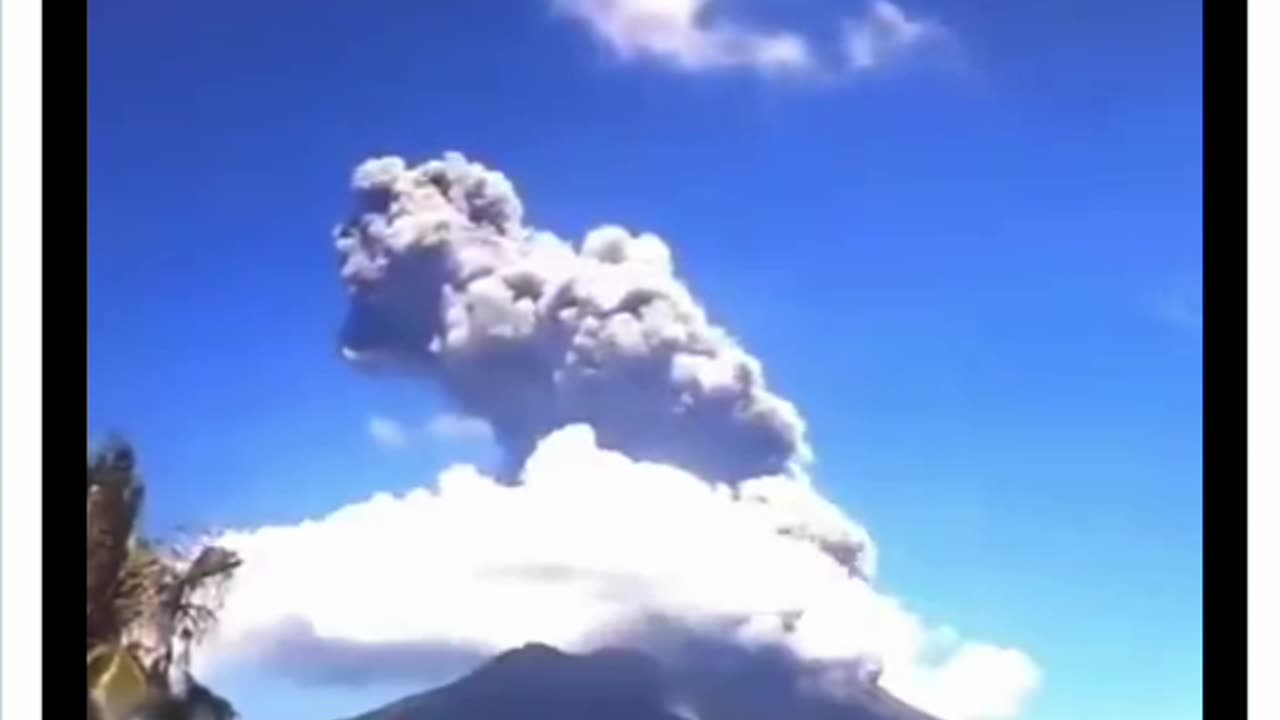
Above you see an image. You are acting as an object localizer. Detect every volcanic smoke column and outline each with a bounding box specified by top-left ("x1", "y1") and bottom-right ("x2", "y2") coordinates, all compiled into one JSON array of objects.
[{"x1": 334, "y1": 151, "x2": 813, "y2": 485}]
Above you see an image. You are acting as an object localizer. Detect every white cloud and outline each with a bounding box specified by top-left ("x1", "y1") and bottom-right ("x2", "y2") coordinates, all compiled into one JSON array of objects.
[
  {"x1": 893, "y1": 644, "x2": 1043, "y2": 720},
  {"x1": 842, "y1": 1, "x2": 940, "y2": 71},
  {"x1": 553, "y1": 0, "x2": 815, "y2": 74},
  {"x1": 367, "y1": 416, "x2": 408, "y2": 449},
  {"x1": 425, "y1": 413, "x2": 495, "y2": 443},
  {"x1": 370, "y1": 413, "x2": 497, "y2": 450},
  {"x1": 552, "y1": 1, "x2": 949, "y2": 78},
  {"x1": 196, "y1": 426, "x2": 1038, "y2": 720}
]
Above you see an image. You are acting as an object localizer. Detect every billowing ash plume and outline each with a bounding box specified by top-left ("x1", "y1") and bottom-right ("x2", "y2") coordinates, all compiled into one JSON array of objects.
[
  {"x1": 335, "y1": 151, "x2": 811, "y2": 484},
  {"x1": 190, "y1": 151, "x2": 1039, "y2": 720}
]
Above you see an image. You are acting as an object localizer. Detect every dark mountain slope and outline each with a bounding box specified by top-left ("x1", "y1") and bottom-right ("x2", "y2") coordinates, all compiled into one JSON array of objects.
[{"x1": 339, "y1": 644, "x2": 944, "y2": 720}]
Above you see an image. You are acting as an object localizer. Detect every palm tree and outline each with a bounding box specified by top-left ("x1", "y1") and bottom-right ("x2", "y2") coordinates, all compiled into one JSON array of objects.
[{"x1": 87, "y1": 437, "x2": 242, "y2": 720}]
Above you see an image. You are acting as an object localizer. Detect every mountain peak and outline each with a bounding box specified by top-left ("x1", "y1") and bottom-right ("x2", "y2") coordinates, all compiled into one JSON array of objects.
[
  {"x1": 341, "y1": 644, "x2": 941, "y2": 720},
  {"x1": 486, "y1": 642, "x2": 568, "y2": 667}
]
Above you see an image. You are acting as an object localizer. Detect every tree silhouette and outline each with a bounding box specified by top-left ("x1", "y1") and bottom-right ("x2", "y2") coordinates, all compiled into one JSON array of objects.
[{"x1": 87, "y1": 437, "x2": 241, "y2": 720}]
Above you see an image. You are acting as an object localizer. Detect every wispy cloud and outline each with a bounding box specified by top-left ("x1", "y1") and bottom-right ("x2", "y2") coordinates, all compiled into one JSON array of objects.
[
  {"x1": 370, "y1": 413, "x2": 497, "y2": 449},
  {"x1": 426, "y1": 413, "x2": 495, "y2": 443},
  {"x1": 842, "y1": 0, "x2": 943, "y2": 71},
  {"x1": 367, "y1": 416, "x2": 408, "y2": 449},
  {"x1": 553, "y1": 0, "x2": 944, "y2": 77},
  {"x1": 553, "y1": 0, "x2": 814, "y2": 74}
]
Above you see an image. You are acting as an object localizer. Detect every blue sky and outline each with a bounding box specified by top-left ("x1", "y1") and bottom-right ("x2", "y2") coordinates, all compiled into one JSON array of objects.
[{"x1": 89, "y1": 1, "x2": 1202, "y2": 718}]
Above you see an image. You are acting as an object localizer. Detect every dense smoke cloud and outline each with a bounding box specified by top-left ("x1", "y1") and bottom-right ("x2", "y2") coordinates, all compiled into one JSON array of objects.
[{"x1": 335, "y1": 151, "x2": 810, "y2": 485}]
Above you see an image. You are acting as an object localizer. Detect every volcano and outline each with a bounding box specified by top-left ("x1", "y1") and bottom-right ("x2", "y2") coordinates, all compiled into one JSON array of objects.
[{"x1": 338, "y1": 643, "x2": 944, "y2": 720}]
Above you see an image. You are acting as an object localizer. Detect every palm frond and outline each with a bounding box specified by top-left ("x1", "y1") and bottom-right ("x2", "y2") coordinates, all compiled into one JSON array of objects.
[{"x1": 87, "y1": 438, "x2": 244, "y2": 720}]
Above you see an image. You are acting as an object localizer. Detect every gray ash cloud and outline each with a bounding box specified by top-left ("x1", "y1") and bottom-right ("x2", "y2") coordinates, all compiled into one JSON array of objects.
[{"x1": 335, "y1": 152, "x2": 811, "y2": 484}]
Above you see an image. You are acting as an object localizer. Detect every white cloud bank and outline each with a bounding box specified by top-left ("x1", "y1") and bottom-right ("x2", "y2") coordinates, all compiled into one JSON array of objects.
[
  {"x1": 553, "y1": 0, "x2": 943, "y2": 76},
  {"x1": 197, "y1": 426, "x2": 1039, "y2": 720}
]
